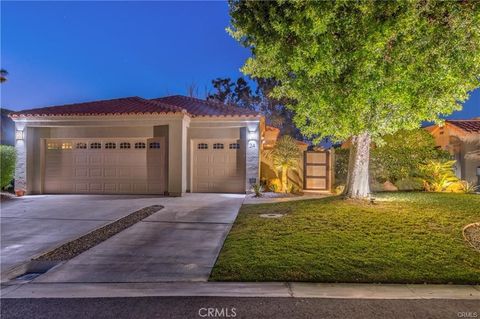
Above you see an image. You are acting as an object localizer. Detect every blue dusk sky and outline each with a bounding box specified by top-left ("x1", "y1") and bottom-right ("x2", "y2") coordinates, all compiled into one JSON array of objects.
[{"x1": 1, "y1": 1, "x2": 478, "y2": 120}]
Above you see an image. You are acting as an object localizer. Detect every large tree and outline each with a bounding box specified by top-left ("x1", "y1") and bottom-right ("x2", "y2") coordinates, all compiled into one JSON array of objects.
[{"x1": 228, "y1": 1, "x2": 480, "y2": 198}]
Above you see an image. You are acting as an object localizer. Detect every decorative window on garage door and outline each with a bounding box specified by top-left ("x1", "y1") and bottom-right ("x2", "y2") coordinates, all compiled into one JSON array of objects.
[
  {"x1": 149, "y1": 142, "x2": 161, "y2": 149},
  {"x1": 135, "y1": 142, "x2": 146, "y2": 149},
  {"x1": 197, "y1": 143, "x2": 208, "y2": 149},
  {"x1": 47, "y1": 142, "x2": 62, "y2": 150},
  {"x1": 229, "y1": 143, "x2": 240, "y2": 149},
  {"x1": 105, "y1": 142, "x2": 116, "y2": 149},
  {"x1": 90, "y1": 142, "x2": 101, "y2": 149},
  {"x1": 76, "y1": 142, "x2": 87, "y2": 149},
  {"x1": 213, "y1": 143, "x2": 224, "y2": 149},
  {"x1": 120, "y1": 142, "x2": 131, "y2": 149}
]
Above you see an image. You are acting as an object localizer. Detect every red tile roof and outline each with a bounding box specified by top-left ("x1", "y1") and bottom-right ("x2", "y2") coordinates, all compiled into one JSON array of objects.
[
  {"x1": 9, "y1": 97, "x2": 183, "y2": 118},
  {"x1": 150, "y1": 95, "x2": 259, "y2": 117},
  {"x1": 10, "y1": 95, "x2": 260, "y2": 118},
  {"x1": 447, "y1": 119, "x2": 480, "y2": 134}
]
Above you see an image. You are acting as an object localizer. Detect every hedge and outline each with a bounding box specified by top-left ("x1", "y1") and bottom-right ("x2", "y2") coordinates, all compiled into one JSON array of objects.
[{"x1": 0, "y1": 145, "x2": 16, "y2": 188}]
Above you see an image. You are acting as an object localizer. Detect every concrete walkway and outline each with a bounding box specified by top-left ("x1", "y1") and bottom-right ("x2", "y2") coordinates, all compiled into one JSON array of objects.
[
  {"x1": 2, "y1": 281, "x2": 479, "y2": 299},
  {"x1": 29, "y1": 194, "x2": 244, "y2": 283}
]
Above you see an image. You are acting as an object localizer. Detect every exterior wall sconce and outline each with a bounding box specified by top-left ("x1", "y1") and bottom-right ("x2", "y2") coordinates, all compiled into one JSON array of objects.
[
  {"x1": 248, "y1": 130, "x2": 258, "y2": 141},
  {"x1": 476, "y1": 166, "x2": 480, "y2": 176},
  {"x1": 15, "y1": 129, "x2": 24, "y2": 140}
]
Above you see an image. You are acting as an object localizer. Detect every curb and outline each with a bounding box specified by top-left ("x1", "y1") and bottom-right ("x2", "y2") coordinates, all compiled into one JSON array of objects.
[{"x1": 1, "y1": 282, "x2": 479, "y2": 300}]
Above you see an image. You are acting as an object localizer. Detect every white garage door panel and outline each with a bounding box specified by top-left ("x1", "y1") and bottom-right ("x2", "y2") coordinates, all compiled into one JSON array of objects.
[
  {"x1": 44, "y1": 138, "x2": 165, "y2": 194},
  {"x1": 192, "y1": 139, "x2": 245, "y2": 193}
]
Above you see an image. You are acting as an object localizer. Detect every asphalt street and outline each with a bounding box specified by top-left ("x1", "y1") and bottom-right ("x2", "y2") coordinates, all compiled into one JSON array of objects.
[{"x1": 1, "y1": 297, "x2": 479, "y2": 319}]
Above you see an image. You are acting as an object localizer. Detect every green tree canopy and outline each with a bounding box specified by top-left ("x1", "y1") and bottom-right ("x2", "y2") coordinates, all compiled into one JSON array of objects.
[{"x1": 228, "y1": 1, "x2": 480, "y2": 198}]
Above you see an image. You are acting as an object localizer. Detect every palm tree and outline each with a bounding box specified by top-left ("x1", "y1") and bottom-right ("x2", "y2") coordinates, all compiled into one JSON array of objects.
[
  {"x1": 0, "y1": 69, "x2": 8, "y2": 83},
  {"x1": 266, "y1": 135, "x2": 302, "y2": 192}
]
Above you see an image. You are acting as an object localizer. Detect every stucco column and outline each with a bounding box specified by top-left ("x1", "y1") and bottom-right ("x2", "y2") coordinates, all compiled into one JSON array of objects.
[
  {"x1": 14, "y1": 122, "x2": 27, "y2": 193},
  {"x1": 167, "y1": 115, "x2": 190, "y2": 196},
  {"x1": 245, "y1": 121, "x2": 261, "y2": 192}
]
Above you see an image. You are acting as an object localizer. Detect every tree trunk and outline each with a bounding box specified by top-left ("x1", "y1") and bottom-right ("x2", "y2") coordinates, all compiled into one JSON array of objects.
[
  {"x1": 281, "y1": 165, "x2": 288, "y2": 193},
  {"x1": 344, "y1": 132, "x2": 371, "y2": 199}
]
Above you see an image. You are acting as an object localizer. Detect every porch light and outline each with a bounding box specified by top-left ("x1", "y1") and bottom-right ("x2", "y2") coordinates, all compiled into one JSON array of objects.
[
  {"x1": 15, "y1": 129, "x2": 24, "y2": 140},
  {"x1": 476, "y1": 166, "x2": 480, "y2": 176},
  {"x1": 248, "y1": 130, "x2": 258, "y2": 141}
]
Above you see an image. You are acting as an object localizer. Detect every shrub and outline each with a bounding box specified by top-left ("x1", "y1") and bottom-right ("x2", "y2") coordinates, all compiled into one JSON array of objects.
[
  {"x1": 420, "y1": 160, "x2": 459, "y2": 192},
  {"x1": 334, "y1": 148, "x2": 349, "y2": 186},
  {"x1": 268, "y1": 178, "x2": 282, "y2": 193},
  {"x1": 447, "y1": 180, "x2": 479, "y2": 194},
  {"x1": 0, "y1": 145, "x2": 16, "y2": 189},
  {"x1": 334, "y1": 185, "x2": 345, "y2": 195},
  {"x1": 335, "y1": 129, "x2": 451, "y2": 186},
  {"x1": 370, "y1": 129, "x2": 451, "y2": 183},
  {"x1": 395, "y1": 177, "x2": 425, "y2": 191}
]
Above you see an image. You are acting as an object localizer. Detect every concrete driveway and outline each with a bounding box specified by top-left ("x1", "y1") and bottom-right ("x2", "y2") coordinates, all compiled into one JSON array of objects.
[
  {"x1": 2, "y1": 193, "x2": 244, "y2": 283},
  {"x1": 1, "y1": 195, "x2": 169, "y2": 274}
]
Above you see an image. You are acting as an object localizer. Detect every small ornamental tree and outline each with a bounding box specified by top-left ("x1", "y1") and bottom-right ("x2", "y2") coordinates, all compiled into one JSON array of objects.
[
  {"x1": 228, "y1": 1, "x2": 480, "y2": 198},
  {"x1": 266, "y1": 135, "x2": 302, "y2": 193}
]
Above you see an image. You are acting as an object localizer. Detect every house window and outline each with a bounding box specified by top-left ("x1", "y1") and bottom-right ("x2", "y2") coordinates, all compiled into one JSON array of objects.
[
  {"x1": 213, "y1": 143, "x2": 224, "y2": 149},
  {"x1": 198, "y1": 143, "x2": 208, "y2": 149},
  {"x1": 105, "y1": 142, "x2": 116, "y2": 149},
  {"x1": 47, "y1": 142, "x2": 61, "y2": 150},
  {"x1": 76, "y1": 142, "x2": 87, "y2": 149},
  {"x1": 90, "y1": 142, "x2": 102, "y2": 149},
  {"x1": 120, "y1": 142, "x2": 131, "y2": 149},
  {"x1": 229, "y1": 143, "x2": 240, "y2": 149},
  {"x1": 149, "y1": 142, "x2": 161, "y2": 149},
  {"x1": 135, "y1": 142, "x2": 146, "y2": 149}
]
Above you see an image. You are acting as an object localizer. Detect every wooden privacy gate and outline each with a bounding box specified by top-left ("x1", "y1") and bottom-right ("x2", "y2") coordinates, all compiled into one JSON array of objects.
[{"x1": 303, "y1": 150, "x2": 332, "y2": 191}]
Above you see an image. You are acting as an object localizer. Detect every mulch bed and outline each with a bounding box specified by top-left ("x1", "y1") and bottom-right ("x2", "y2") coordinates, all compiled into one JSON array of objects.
[
  {"x1": 34, "y1": 205, "x2": 163, "y2": 261},
  {"x1": 463, "y1": 223, "x2": 480, "y2": 253}
]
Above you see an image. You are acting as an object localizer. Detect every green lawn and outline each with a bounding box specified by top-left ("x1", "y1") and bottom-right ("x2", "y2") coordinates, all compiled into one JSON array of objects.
[{"x1": 210, "y1": 192, "x2": 480, "y2": 284}]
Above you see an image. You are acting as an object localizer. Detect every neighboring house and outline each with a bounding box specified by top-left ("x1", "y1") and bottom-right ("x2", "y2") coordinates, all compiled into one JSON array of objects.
[
  {"x1": 261, "y1": 125, "x2": 334, "y2": 192},
  {"x1": 1, "y1": 108, "x2": 15, "y2": 145},
  {"x1": 425, "y1": 118, "x2": 480, "y2": 186},
  {"x1": 9, "y1": 95, "x2": 262, "y2": 196}
]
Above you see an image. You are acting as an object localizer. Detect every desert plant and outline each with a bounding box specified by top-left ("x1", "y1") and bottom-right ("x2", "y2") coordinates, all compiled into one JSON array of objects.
[
  {"x1": 0, "y1": 145, "x2": 16, "y2": 189},
  {"x1": 420, "y1": 160, "x2": 459, "y2": 192},
  {"x1": 251, "y1": 183, "x2": 264, "y2": 197},
  {"x1": 265, "y1": 135, "x2": 302, "y2": 193},
  {"x1": 447, "y1": 180, "x2": 479, "y2": 194}
]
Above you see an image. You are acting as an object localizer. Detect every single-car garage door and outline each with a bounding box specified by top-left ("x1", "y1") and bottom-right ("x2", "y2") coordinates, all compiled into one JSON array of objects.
[
  {"x1": 192, "y1": 139, "x2": 245, "y2": 193},
  {"x1": 44, "y1": 138, "x2": 165, "y2": 194}
]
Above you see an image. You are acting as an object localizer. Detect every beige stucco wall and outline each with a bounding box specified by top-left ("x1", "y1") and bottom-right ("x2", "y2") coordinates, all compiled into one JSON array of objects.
[
  {"x1": 49, "y1": 126, "x2": 153, "y2": 138},
  {"x1": 462, "y1": 141, "x2": 480, "y2": 185}
]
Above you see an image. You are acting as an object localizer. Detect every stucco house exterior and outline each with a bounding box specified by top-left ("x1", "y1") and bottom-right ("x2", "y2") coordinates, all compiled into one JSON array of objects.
[
  {"x1": 425, "y1": 118, "x2": 480, "y2": 186},
  {"x1": 9, "y1": 95, "x2": 262, "y2": 196}
]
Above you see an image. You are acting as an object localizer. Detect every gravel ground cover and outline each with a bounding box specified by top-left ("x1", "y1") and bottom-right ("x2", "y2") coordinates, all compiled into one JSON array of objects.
[{"x1": 34, "y1": 205, "x2": 163, "y2": 261}]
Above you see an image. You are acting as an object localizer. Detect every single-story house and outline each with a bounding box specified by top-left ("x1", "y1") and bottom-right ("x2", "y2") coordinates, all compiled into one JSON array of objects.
[
  {"x1": 10, "y1": 95, "x2": 262, "y2": 196},
  {"x1": 425, "y1": 118, "x2": 480, "y2": 185}
]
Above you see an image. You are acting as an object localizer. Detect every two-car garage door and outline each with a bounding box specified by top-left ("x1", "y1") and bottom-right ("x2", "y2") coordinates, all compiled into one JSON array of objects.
[{"x1": 44, "y1": 138, "x2": 165, "y2": 194}]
